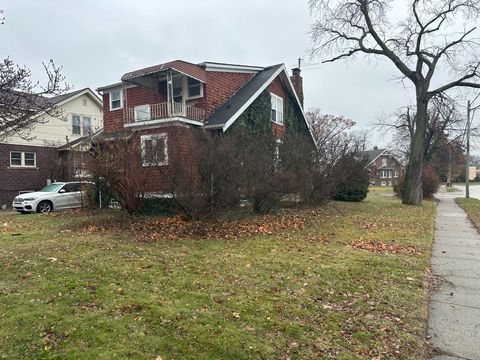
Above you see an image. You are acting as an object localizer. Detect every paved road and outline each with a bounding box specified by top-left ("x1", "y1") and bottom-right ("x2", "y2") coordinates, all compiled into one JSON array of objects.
[{"x1": 428, "y1": 193, "x2": 480, "y2": 359}]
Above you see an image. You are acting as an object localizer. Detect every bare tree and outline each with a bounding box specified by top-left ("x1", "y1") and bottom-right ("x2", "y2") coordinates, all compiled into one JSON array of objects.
[
  {"x1": 309, "y1": 0, "x2": 480, "y2": 204},
  {"x1": 376, "y1": 95, "x2": 466, "y2": 161},
  {"x1": 0, "y1": 11, "x2": 69, "y2": 140}
]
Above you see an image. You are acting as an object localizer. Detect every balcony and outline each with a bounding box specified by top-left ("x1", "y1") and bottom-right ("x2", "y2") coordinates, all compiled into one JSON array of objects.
[{"x1": 126, "y1": 102, "x2": 206, "y2": 124}]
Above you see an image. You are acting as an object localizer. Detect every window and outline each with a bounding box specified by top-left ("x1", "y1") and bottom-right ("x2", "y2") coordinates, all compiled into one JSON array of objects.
[
  {"x1": 274, "y1": 139, "x2": 282, "y2": 168},
  {"x1": 381, "y1": 181, "x2": 386, "y2": 186},
  {"x1": 270, "y1": 93, "x2": 283, "y2": 125},
  {"x1": 72, "y1": 115, "x2": 92, "y2": 135},
  {"x1": 72, "y1": 115, "x2": 81, "y2": 135},
  {"x1": 187, "y1": 78, "x2": 203, "y2": 99},
  {"x1": 10, "y1": 151, "x2": 36, "y2": 167},
  {"x1": 83, "y1": 117, "x2": 91, "y2": 135},
  {"x1": 141, "y1": 134, "x2": 168, "y2": 166},
  {"x1": 110, "y1": 89, "x2": 123, "y2": 110},
  {"x1": 82, "y1": 98, "x2": 88, "y2": 106},
  {"x1": 134, "y1": 105, "x2": 151, "y2": 121},
  {"x1": 379, "y1": 170, "x2": 389, "y2": 178},
  {"x1": 382, "y1": 158, "x2": 387, "y2": 166},
  {"x1": 394, "y1": 170, "x2": 399, "y2": 178}
]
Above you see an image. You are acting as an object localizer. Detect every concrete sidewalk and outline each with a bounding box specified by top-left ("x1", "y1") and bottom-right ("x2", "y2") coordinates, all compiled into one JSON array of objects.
[{"x1": 428, "y1": 196, "x2": 480, "y2": 359}]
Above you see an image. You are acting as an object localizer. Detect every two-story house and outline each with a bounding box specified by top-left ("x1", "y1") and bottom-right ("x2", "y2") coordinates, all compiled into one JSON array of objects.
[
  {"x1": 96, "y1": 60, "x2": 313, "y2": 195},
  {"x1": 0, "y1": 88, "x2": 103, "y2": 206},
  {"x1": 361, "y1": 146, "x2": 404, "y2": 186}
]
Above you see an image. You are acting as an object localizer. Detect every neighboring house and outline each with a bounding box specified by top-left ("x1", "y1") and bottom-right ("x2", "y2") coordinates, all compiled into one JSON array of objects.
[
  {"x1": 96, "y1": 60, "x2": 312, "y2": 194},
  {"x1": 360, "y1": 146, "x2": 404, "y2": 186},
  {"x1": 0, "y1": 88, "x2": 103, "y2": 206}
]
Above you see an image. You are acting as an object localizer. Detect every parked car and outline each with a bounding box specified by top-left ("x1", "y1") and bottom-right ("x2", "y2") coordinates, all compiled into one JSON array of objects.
[{"x1": 12, "y1": 182, "x2": 94, "y2": 214}]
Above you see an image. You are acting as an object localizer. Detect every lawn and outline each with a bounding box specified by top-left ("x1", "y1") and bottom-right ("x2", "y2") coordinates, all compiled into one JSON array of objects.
[
  {"x1": 0, "y1": 192, "x2": 436, "y2": 359},
  {"x1": 456, "y1": 198, "x2": 480, "y2": 230}
]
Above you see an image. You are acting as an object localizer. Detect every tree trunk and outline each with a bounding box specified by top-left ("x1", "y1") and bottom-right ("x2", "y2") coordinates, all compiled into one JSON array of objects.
[{"x1": 402, "y1": 96, "x2": 428, "y2": 205}]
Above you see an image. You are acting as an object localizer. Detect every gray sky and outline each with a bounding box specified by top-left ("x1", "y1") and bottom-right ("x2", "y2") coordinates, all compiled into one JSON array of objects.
[{"x1": 0, "y1": 0, "x2": 470, "y2": 149}]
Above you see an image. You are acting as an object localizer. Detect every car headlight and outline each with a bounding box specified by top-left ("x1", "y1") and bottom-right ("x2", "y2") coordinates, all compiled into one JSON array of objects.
[{"x1": 23, "y1": 197, "x2": 37, "y2": 201}]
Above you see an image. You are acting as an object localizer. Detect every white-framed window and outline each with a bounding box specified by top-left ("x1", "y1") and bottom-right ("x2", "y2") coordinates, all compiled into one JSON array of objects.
[
  {"x1": 379, "y1": 170, "x2": 391, "y2": 178},
  {"x1": 134, "y1": 105, "x2": 151, "y2": 121},
  {"x1": 109, "y1": 89, "x2": 123, "y2": 110},
  {"x1": 10, "y1": 151, "x2": 36, "y2": 168},
  {"x1": 72, "y1": 115, "x2": 81, "y2": 135},
  {"x1": 187, "y1": 77, "x2": 203, "y2": 99},
  {"x1": 382, "y1": 158, "x2": 387, "y2": 167},
  {"x1": 83, "y1": 117, "x2": 91, "y2": 135},
  {"x1": 380, "y1": 181, "x2": 386, "y2": 186},
  {"x1": 72, "y1": 115, "x2": 92, "y2": 135},
  {"x1": 394, "y1": 170, "x2": 399, "y2": 178},
  {"x1": 141, "y1": 134, "x2": 168, "y2": 167},
  {"x1": 270, "y1": 93, "x2": 284, "y2": 125}
]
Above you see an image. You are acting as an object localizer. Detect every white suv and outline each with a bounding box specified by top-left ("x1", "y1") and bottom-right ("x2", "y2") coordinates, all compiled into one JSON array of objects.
[{"x1": 12, "y1": 182, "x2": 93, "y2": 214}]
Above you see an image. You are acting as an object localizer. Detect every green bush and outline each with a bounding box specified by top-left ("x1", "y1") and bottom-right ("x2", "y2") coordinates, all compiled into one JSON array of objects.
[{"x1": 331, "y1": 155, "x2": 370, "y2": 202}]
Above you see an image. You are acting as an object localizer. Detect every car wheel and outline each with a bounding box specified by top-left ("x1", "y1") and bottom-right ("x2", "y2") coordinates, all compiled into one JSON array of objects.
[{"x1": 37, "y1": 201, "x2": 53, "y2": 213}]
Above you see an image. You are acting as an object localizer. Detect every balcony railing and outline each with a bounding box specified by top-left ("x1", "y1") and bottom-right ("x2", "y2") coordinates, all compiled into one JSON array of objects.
[{"x1": 126, "y1": 102, "x2": 206, "y2": 123}]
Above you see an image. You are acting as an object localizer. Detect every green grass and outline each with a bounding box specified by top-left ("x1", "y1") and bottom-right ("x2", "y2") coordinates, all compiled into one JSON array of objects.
[
  {"x1": 456, "y1": 198, "x2": 480, "y2": 229},
  {"x1": 0, "y1": 193, "x2": 436, "y2": 359}
]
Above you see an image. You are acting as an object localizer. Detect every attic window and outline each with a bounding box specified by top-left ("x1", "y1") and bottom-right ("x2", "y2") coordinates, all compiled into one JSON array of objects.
[
  {"x1": 110, "y1": 89, "x2": 123, "y2": 110},
  {"x1": 270, "y1": 93, "x2": 283, "y2": 125},
  {"x1": 187, "y1": 78, "x2": 203, "y2": 99},
  {"x1": 382, "y1": 158, "x2": 387, "y2": 166}
]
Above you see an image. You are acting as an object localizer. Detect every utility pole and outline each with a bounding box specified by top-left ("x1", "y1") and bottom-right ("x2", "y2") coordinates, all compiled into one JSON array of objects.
[{"x1": 466, "y1": 100, "x2": 471, "y2": 198}]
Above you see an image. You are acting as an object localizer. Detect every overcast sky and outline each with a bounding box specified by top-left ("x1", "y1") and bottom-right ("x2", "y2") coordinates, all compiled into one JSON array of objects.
[{"x1": 1, "y1": 0, "x2": 474, "y2": 149}]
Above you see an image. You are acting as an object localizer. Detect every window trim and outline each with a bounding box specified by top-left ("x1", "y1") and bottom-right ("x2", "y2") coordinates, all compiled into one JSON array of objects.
[
  {"x1": 72, "y1": 115, "x2": 82, "y2": 135},
  {"x1": 270, "y1": 93, "x2": 284, "y2": 125},
  {"x1": 141, "y1": 133, "x2": 168, "y2": 167},
  {"x1": 72, "y1": 115, "x2": 92, "y2": 135},
  {"x1": 10, "y1": 151, "x2": 36, "y2": 168},
  {"x1": 109, "y1": 89, "x2": 123, "y2": 111}
]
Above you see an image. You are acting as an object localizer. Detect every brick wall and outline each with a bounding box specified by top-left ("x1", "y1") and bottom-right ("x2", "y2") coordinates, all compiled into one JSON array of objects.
[
  {"x1": 368, "y1": 154, "x2": 404, "y2": 186},
  {"x1": 268, "y1": 77, "x2": 287, "y2": 138},
  {"x1": 0, "y1": 144, "x2": 66, "y2": 206}
]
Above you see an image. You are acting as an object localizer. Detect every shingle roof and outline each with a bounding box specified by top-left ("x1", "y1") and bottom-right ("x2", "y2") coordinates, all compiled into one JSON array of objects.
[
  {"x1": 359, "y1": 148, "x2": 385, "y2": 164},
  {"x1": 121, "y1": 60, "x2": 207, "y2": 83},
  {"x1": 205, "y1": 64, "x2": 283, "y2": 127}
]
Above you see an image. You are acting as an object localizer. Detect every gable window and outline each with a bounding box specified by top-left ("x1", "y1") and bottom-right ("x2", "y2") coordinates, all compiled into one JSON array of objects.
[
  {"x1": 72, "y1": 115, "x2": 92, "y2": 135},
  {"x1": 110, "y1": 89, "x2": 123, "y2": 110},
  {"x1": 187, "y1": 78, "x2": 203, "y2": 99},
  {"x1": 270, "y1": 93, "x2": 283, "y2": 125},
  {"x1": 382, "y1": 158, "x2": 387, "y2": 166},
  {"x1": 10, "y1": 151, "x2": 36, "y2": 168},
  {"x1": 141, "y1": 134, "x2": 168, "y2": 166},
  {"x1": 134, "y1": 105, "x2": 151, "y2": 121}
]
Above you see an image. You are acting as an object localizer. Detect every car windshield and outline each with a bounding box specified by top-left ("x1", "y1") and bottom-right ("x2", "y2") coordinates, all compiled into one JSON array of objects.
[{"x1": 39, "y1": 183, "x2": 65, "y2": 193}]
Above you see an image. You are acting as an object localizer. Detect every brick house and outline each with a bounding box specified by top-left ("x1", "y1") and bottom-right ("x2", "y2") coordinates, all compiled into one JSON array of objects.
[
  {"x1": 96, "y1": 60, "x2": 313, "y2": 194},
  {"x1": 0, "y1": 88, "x2": 103, "y2": 206},
  {"x1": 360, "y1": 147, "x2": 404, "y2": 186}
]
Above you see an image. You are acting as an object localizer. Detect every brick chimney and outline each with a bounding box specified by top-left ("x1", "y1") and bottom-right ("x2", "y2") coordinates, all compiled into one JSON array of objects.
[{"x1": 290, "y1": 67, "x2": 304, "y2": 108}]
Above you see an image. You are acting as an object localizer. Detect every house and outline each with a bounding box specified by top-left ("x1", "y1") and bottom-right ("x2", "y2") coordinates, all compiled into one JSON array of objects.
[
  {"x1": 360, "y1": 146, "x2": 404, "y2": 186},
  {"x1": 0, "y1": 88, "x2": 103, "y2": 206},
  {"x1": 96, "y1": 60, "x2": 313, "y2": 194}
]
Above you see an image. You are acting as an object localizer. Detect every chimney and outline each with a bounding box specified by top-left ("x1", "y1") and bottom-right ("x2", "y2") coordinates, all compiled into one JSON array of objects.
[{"x1": 290, "y1": 68, "x2": 304, "y2": 108}]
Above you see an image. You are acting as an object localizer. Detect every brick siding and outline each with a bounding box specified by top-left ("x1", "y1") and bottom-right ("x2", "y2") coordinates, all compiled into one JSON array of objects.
[{"x1": 0, "y1": 144, "x2": 68, "y2": 206}]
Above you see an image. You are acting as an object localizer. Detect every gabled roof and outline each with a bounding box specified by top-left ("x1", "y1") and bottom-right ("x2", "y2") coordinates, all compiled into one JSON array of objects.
[
  {"x1": 204, "y1": 64, "x2": 315, "y2": 144},
  {"x1": 121, "y1": 60, "x2": 207, "y2": 83},
  {"x1": 360, "y1": 148, "x2": 386, "y2": 165},
  {"x1": 205, "y1": 64, "x2": 283, "y2": 128},
  {"x1": 0, "y1": 88, "x2": 102, "y2": 114}
]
